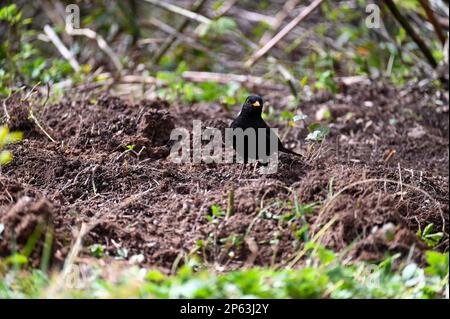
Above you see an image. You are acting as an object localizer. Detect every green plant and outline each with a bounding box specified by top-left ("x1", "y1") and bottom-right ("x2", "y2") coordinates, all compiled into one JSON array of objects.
[
  {"x1": 0, "y1": 125, "x2": 23, "y2": 165},
  {"x1": 90, "y1": 244, "x2": 106, "y2": 258},
  {"x1": 156, "y1": 62, "x2": 248, "y2": 104},
  {"x1": 315, "y1": 70, "x2": 337, "y2": 93},
  {"x1": 305, "y1": 123, "x2": 330, "y2": 142},
  {"x1": 417, "y1": 223, "x2": 444, "y2": 247},
  {"x1": 116, "y1": 247, "x2": 128, "y2": 260},
  {"x1": 206, "y1": 204, "x2": 225, "y2": 224},
  {"x1": 199, "y1": 17, "x2": 237, "y2": 37},
  {"x1": 425, "y1": 251, "x2": 449, "y2": 278},
  {"x1": 0, "y1": 4, "x2": 77, "y2": 96},
  {"x1": 1, "y1": 248, "x2": 447, "y2": 299},
  {"x1": 280, "y1": 198, "x2": 318, "y2": 243}
]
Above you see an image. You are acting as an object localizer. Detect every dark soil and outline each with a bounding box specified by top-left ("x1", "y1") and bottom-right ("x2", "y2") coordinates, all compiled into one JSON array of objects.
[{"x1": 1, "y1": 81, "x2": 448, "y2": 271}]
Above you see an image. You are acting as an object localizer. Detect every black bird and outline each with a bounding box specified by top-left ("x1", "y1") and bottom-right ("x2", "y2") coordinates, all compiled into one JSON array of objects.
[{"x1": 230, "y1": 95, "x2": 302, "y2": 163}]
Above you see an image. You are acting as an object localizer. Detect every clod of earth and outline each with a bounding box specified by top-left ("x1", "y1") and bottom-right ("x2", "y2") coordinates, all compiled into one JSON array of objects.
[{"x1": 0, "y1": 196, "x2": 54, "y2": 267}]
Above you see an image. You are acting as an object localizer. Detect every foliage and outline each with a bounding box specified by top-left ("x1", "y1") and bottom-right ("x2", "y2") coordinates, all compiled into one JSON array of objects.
[
  {"x1": 0, "y1": 125, "x2": 23, "y2": 165},
  {"x1": 90, "y1": 244, "x2": 106, "y2": 258},
  {"x1": 305, "y1": 123, "x2": 330, "y2": 142},
  {"x1": 0, "y1": 249, "x2": 447, "y2": 299},
  {"x1": 417, "y1": 223, "x2": 444, "y2": 247},
  {"x1": 206, "y1": 204, "x2": 225, "y2": 224},
  {"x1": 199, "y1": 17, "x2": 237, "y2": 37},
  {"x1": 1, "y1": 1, "x2": 446, "y2": 99},
  {"x1": 0, "y1": 4, "x2": 87, "y2": 96},
  {"x1": 156, "y1": 62, "x2": 249, "y2": 104}
]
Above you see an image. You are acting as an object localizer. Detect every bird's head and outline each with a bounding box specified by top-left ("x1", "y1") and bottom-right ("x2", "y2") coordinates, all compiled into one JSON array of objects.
[{"x1": 242, "y1": 95, "x2": 264, "y2": 114}]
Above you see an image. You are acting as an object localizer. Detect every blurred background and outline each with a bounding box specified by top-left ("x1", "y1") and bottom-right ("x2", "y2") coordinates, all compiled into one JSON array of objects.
[{"x1": 0, "y1": 0, "x2": 448, "y2": 103}]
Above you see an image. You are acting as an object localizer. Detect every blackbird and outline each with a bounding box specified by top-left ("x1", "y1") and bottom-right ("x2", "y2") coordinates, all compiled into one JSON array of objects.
[{"x1": 230, "y1": 95, "x2": 301, "y2": 163}]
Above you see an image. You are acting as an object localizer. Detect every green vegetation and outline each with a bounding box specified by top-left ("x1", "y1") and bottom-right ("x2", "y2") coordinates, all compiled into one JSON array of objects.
[
  {"x1": 0, "y1": 247, "x2": 447, "y2": 299},
  {"x1": 156, "y1": 62, "x2": 249, "y2": 104},
  {"x1": 417, "y1": 223, "x2": 444, "y2": 248},
  {"x1": 0, "y1": 125, "x2": 22, "y2": 165},
  {"x1": 1, "y1": 1, "x2": 446, "y2": 99},
  {"x1": 0, "y1": 4, "x2": 79, "y2": 96}
]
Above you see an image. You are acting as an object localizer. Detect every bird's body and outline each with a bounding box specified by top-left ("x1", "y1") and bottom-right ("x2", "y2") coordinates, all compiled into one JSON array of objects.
[{"x1": 230, "y1": 95, "x2": 301, "y2": 163}]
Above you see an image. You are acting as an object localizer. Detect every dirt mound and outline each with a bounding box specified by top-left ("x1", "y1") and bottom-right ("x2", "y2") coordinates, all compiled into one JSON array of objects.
[
  {"x1": 0, "y1": 197, "x2": 53, "y2": 245},
  {"x1": 138, "y1": 109, "x2": 174, "y2": 146},
  {"x1": 0, "y1": 193, "x2": 55, "y2": 267},
  {"x1": 0, "y1": 82, "x2": 448, "y2": 271}
]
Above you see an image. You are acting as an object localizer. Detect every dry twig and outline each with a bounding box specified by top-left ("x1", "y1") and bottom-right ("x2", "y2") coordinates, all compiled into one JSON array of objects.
[
  {"x1": 245, "y1": 0, "x2": 324, "y2": 67},
  {"x1": 65, "y1": 24, "x2": 123, "y2": 75},
  {"x1": 44, "y1": 24, "x2": 80, "y2": 72},
  {"x1": 152, "y1": 0, "x2": 208, "y2": 64},
  {"x1": 141, "y1": 0, "x2": 211, "y2": 24},
  {"x1": 258, "y1": 0, "x2": 301, "y2": 45},
  {"x1": 383, "y1": 0, "x2": 438, "y2": 68},
  {"x1": 181, "y1": 71, "x2": 284, "y2": 90},
  {"x1": 419, "y1": 0, "x2": 447, "y2": 45}
]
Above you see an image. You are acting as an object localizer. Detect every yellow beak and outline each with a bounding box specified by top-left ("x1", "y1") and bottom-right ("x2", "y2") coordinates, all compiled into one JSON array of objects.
[{"x1": 252, "y1": 101, "x2": 260, "y2": 107}]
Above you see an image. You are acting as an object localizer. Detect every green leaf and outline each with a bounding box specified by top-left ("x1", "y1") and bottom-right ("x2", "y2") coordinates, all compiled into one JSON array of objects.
[
  {"x1": 280, "y1": 111, "x2": 294, "y2": 120},
  {"x1": 6, "y1": 253, "x2": 28, "y2": 265},
  {"x1": 0, "y1": 125, "x2": 9, "y2": 146},
  {"x1": 146, "y1": 269, "x2": 166, "y2": 282},
  {"x1": 424, "y1": 232, "x2": 443, "y2": 242},
  {"x1": 306, "y1": 123, "x2": 330, "y2": 142},
  {"x1": 0, "y1": 4, "x2": 17, "y2": 21},
  {"x1": 203, "y1": 17, "x2": 237, "y2": 37},
  {"x1": 116, "y1": 247, "x2": 128, "y2": 259},
  {"x1": 0, "y1": 150, "x2": 13, "y2": 165},
  {"x1": 425, "y1": 251, "x2": 449, "y2": 277},
  {"x1": 90, "y1": 244, "x2": 105, "y2": 258},
  {"x1": 423, "y1": 223, "x2": 434, "y2": 236},
  {"x1": 6, "y1": 131, "x2": 23, "y2": 144}
]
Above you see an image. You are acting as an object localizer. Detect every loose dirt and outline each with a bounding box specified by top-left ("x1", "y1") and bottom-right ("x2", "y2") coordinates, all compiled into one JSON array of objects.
[{"x1": 1, "y1": 81, "x2": 448, "y2": 271}]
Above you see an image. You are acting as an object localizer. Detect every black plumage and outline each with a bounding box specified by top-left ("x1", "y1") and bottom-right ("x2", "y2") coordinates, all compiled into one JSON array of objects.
[{"x1": 230, "y1": 95, "x2": 301, "y2": 163}]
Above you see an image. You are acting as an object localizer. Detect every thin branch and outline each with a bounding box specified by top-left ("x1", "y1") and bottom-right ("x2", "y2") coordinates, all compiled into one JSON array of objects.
[
  {"x1": 212, "y1": 0, "x2": 238, "y2": 18},
  {"x1": 383, "y1": 0, "x2": 438, "y2": 68},
  {"x1": 121, "y1": 74, "x2": 162, "y2": 85},
  {"x1": 2, "y1": 92, "x2": 11, "y2": 123},
  {"x1": 29, "y1": 109, "x2": 57, "y2": 143},
  {"x1": 245, "y1": 0, "x2": 324, "y2": 68},
  {"x1": 43, "y1": 24, "x2": 80, "y2": 72},
  {"x1": 225, "y1": 189, "x2": 234, "y2": 220},
  {"x1": 181, "y1": 71, "x2": 285, "y2": 90},
  {"x1": 229, "y1": 9, "x2": 277, "y2": 25},
  {"x1": 418, "y1": 0, "x2": 447, "y2": 45},
  {"x1": 142, "y1": 18, "x2": 236, "y2": 68},
  {"x1": 152, "y1": 0, "x2": 208, "y2": 64},
  {"x1": 259, "y1": 0, "x2": 301, "y2": 45},
  {"x1": 275, "y1": 60, "x2": 298, "y2": 97},
  {"x1": 143, "y1": 18, "x2": 210, "y2": 52},
  {"x1": 141, "y1": 0, "x2": 211, "y2": 24},
  {"x1": 65, "y1": 24, "x2": 123, "y2": 76}
]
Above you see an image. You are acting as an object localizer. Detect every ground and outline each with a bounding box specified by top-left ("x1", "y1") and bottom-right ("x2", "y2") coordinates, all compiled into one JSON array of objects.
[{"x1": 0, "y1": 80, "x2": 448, "y2": 273}]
